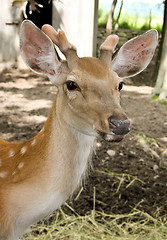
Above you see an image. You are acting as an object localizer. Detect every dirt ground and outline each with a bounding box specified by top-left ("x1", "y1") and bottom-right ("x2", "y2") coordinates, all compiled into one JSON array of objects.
[{"x1": 0, "y1": 46, "x2": 167, "y2": 220}]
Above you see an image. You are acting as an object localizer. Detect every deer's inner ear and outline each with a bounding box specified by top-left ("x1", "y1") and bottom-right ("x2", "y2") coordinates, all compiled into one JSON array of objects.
[
  {"x1": 111, "y1": 30, "x2": 158, "y2": 78},
  {"x1": 20, "y1": 20, "x2": 62, "y2": 85}
]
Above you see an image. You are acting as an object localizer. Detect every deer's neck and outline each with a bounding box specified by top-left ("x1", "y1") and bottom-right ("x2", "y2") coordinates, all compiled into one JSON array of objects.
[
  {"x1": 1, "y1": 94, "x2": 95, "y2": 192},
  {"x1": 44, "y1": 96, "x2": 96, "y2": 197}
]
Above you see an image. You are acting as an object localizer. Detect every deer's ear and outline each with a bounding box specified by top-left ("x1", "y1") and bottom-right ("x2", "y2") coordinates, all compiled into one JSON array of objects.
[
  {"x1": 20, "y1": 20, "x2": 61, "y2": 85},
  {"x1": 111, "y1": 30, "x2": 158, "y2": 78}
]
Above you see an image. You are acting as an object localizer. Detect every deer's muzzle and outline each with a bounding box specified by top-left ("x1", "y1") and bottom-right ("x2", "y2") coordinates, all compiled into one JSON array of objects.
[
  {"x1": 108, "y1": 118, "x2": 130, "y2": 135},
  {"x1": 98, "y1": 118, "x2": 130, "y2": 142}
]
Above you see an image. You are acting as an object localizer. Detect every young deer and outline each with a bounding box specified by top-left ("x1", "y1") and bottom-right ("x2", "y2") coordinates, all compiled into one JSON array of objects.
[{"x1": 0, "y1": 20, "x2": 158, "y2": 240}]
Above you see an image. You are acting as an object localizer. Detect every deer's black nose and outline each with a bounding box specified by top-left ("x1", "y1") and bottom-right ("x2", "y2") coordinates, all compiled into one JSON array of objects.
[{"x1": 108, "y1": 119, "x2": 130, "y2": 135}]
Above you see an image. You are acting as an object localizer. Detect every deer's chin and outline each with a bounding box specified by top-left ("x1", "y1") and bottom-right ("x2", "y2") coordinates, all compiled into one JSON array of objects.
[{"x1": 99, "y1": 132, "x2": 124, "y2": 142}]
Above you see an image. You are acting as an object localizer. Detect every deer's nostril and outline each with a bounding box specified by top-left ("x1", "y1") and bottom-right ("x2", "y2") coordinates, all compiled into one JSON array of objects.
[{"x1": 108, "y1": 119, "x2": 130, "y2": 135}]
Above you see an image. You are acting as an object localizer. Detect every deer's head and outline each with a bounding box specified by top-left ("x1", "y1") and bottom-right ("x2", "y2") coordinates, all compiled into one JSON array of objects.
[{"x1": 20, "y1": 20, "x2": 158, "y2": 142}]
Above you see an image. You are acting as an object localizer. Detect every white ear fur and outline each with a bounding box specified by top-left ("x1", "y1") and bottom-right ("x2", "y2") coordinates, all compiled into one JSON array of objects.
[
  {"x1": 20, "y1": 20, "x2": 61, "y2": 85},
  {"x1": 111, "y1": 29, "x2": 158, "y2": 78}
]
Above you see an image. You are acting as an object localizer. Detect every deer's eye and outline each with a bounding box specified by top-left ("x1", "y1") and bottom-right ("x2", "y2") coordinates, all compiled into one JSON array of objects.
[
  {"x1": 65, "y1": 81, "x2": 80, "y2": 91},
  {"x1": 118, "y1": 82, "x2": 125, "y2": 91}
]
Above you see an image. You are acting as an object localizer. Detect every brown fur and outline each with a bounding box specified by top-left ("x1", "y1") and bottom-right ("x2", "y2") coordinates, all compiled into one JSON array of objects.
[{"x1": 0, "y1": 21, "x2": 158, "y2": 240}]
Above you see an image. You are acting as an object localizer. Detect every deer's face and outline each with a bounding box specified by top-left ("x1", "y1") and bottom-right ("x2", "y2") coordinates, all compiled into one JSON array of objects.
[
  {"x1": 20, "y1": 21, "x2": 158, "y2": 142},
  {"x1": 60, "y1": 57, "x2": 128, "y2": 141}
]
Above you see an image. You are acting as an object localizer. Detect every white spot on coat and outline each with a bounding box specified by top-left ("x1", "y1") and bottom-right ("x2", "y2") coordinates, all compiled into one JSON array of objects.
[
  {"x1": 0, "y1": 171, "x2": 7, "y2": 178},
  {"x1": 9, "y1": 150, "x2": 15, "y2": 158},
  {"x1": 12, "y1": 170, "x2": 17, "y2": 176},
  {"x1": 21, "y1": 146, "x2": 27, "y2": 155},
  {"x1": 31, "y1": 139, "x2": 36, "y2": 146},
  {"x1": 18, "y1": 162, "x2": 24, "y2": 169}
]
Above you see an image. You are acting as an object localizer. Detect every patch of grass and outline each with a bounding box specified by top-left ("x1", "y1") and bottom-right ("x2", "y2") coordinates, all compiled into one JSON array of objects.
[
  {"x1": 136, "y1": 134, "x2": 160, "y2": 160},
  {"x1": 159, "y1": 99, "x2": 167, "y2": 105},
  {"x1": 98, "y1": 8, "x2": 163, "y2": 31},
  {"x1": 150, "y1": 95, "x2": 159, "y2": 101},
  {"x1": 22, "y1": 186, "x2": 167, "y2": 240},
  {"x1": 21, "y1": 171, "x2": 167, "y2": 239},
  {"x1": 137, "y1": 134, "x2": 157, "y2": 145},
  {"x1": 22, "y1": 206, "x2": 167, "y2": 240},
  {"x1": 150, "y1": 95, "x2": 167, "y2": 105},
  {"x1": 98, "y1": 169, "x2": 145, "y2": 193},
  {"x1": 21, "y1": 142, "x2": 166, "y2": 240}
]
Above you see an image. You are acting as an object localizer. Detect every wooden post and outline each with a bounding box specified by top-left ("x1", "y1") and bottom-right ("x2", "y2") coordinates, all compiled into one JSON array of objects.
[
  {"x1": 52, "y1": 0, "x2": 98, "y2": 57},
  {"x1": 0, "y1": 0, "x2": 21, "y2": 69}
]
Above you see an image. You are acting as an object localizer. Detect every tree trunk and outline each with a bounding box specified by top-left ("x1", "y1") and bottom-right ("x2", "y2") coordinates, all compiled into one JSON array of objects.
[
  {"x1": 106, "y1": 0, "x2": 117, "y2": 35},
  {"x1": 114, "y1": 0, "x2": 123, "y2": 31},
  {"x1": 152, "y1": 0, "x2": 167, "y2": 100},
  {"x1": 152, "y1": 2, "x2": 166, "y2": 85},
  {"x1": 148, "y1": 9, "x2": 152, "y2": 29}
]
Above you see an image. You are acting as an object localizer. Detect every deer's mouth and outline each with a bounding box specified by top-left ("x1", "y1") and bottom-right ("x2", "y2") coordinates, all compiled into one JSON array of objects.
[
  {"x1": 97, "y1": 118, "x2": 130, "y2": 142},
  {"x1": 99, "y1": 132, "x2": 124, "y2": 142}
]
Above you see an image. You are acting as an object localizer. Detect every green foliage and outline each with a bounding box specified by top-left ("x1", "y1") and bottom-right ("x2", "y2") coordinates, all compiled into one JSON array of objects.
[
  {"x1": 98, "y1": 8, "x2": 109, "y2": 28},
  {"x1": 119, "y1": 21, "x2": 131, "y2": 29},
  {"x1": 159, "y1": 99, "x2": 167, "y2": 105},
  {"x1": 98, "y1": 8, "x2": 163, "y2": 31},
  {"x1": 150, "y1": 95, "x2": 159, "y2": 101},
  {"x1": 150, "y1": 96, "x2": 167, "y2": 105},
  {"x1": 137, "y1": 134, "x2": 157, "y2": 145}
]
